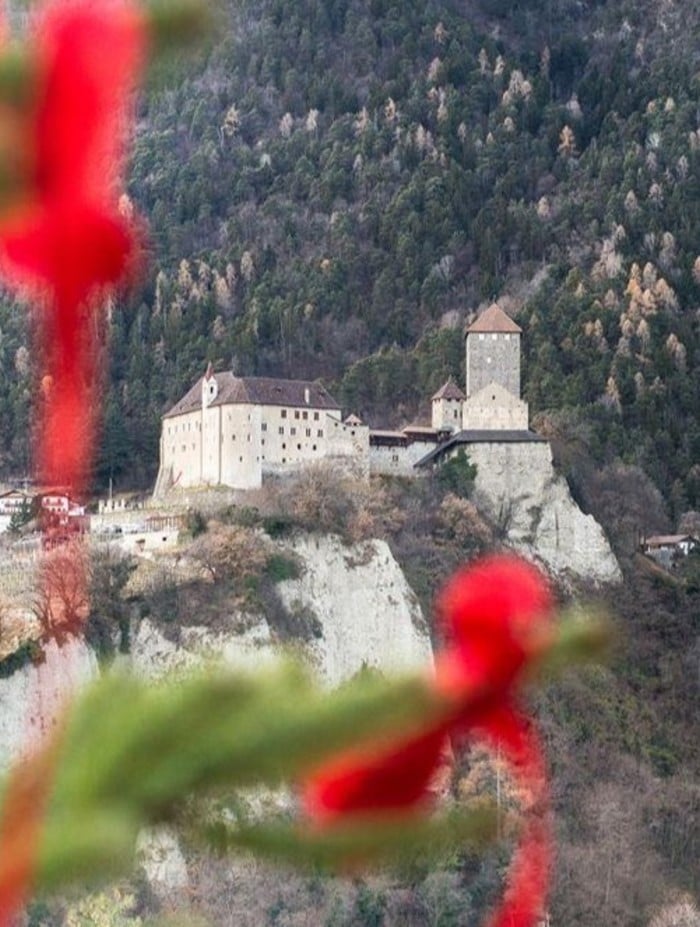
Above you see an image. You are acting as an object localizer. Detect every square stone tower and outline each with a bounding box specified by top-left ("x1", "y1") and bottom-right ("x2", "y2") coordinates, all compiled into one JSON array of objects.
[
  {"x1": 463, "y1": 304, "x2": 528, "y2": 430},
  {"x1": 465, "y1": 303, "x2": 522, "y2": 398}
]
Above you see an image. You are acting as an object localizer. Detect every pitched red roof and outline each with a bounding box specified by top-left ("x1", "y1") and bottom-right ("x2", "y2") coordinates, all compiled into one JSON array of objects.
[
  {"x1": 164, "y1": 374, "x2": 341, "y2": 418},
  {"x1": 432, "y1": 379, "x2": 465, "y2": 401},
  {"x1": 466, "y1": 304, "x2": 521, "y2": 334}
]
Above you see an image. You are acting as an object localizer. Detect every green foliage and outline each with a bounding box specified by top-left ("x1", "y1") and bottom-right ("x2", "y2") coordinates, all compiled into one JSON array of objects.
[
  {"x1": 86, "y1": 547, "x2": 138, "y2": 662},
  {"x1": 436, "y1": 450, "x2": 477, "y2": 497},
  {"x1": 184, "y1": 508, "x2": 207, "y2": 538},
  {"x1": 265, "y1": 552, "x2": 302, "y2": 583},
  {"x1": 0, "y1": 639, "x2": 43, "y2": 678},
  {"x1": 262, "y1": 514, "x2": 298, "y2": 538}
]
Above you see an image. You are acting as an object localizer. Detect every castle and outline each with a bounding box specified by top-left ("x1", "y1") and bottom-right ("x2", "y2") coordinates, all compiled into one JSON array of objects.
[{"x1": 154, "y1": 304, "x2": 544, "y2": 494}]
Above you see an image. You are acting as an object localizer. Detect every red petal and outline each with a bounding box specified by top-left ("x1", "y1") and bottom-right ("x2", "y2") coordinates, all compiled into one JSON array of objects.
[
  {"x1": 475, "y1": 707, "x2": 552, "y2": 927},
  {"x1": 32, "y1": 0, "x2": 146, "y2": 202},
  {"x1": 304, "y1": 727, "x2": 447, "y2": 822},
  {"x1": 1, "y1": 202, "x2": 131, "y2": 307},
  {"x1": 437, "y1": 556, "x2": 553, "y2": 688}
]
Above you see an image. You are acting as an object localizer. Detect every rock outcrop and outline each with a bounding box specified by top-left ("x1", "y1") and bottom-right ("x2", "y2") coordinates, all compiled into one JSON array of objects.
[
  {"x1": 0, "y1": 636, "x2": 98, "y2": 771},
  {"x1": 468, "y1": 442, "x2": 621, "y2": 584},
  {"x1": 130, "y1": 535, "x2": 433, "y2": 687}
]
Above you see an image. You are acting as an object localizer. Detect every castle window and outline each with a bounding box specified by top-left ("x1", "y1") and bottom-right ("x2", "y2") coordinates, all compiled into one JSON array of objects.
[
  {"x1": 312, "y1": 445, "x2": 317, "y2": 451},
  {"x1": 261, "y1": 423, "x2": 267, "y2": 432},
  {"x1": 297, "y1": 444, "x2": 302, "y2": 450},
  {"x1": 351, "y1": 430, "x2": 355, "y2": 436},
  {"x1": 294, "y1": 410, "x2": 300, "y2": 419},
  {"x1": 281, "y1": 409, "x2": 287, "y2": 418},
  {"x1": 454, "y1": 410, "x2": 459, "y2": 418},
  {"x1": 392, "y1": 454, "x2": 399, "y2": 462},
  {"x1": 282, "y1": 458, "x2": 286, "y2": 463},
  {"x1": 306, "y1": 428, "x2": 311, "y2": 437},
  {"x1": 282, "y1": 443, "x2": 286, "y2": 449},
  {"x1": 232, "y1": 434, "x2": 236, "y2": 440},
  {"x1": 313, "y1": 412, "x2": 319, "y2": 420},
  {"x1": 478, "y1": 334, "x2": 485, "y2": 341},
  {"x1": 302, "y1": 411, "x2": 308, "y2": 420},
  {"x1": 291, "y1": 427, "x2": 296, "y2": 436},
  {"x1": 181, "y1": 444, "x2": 186, "y2": 451},
  {"x1": 239, "y1": 456, "x2": 243, "y2": 462},
  {"x1": 261, "y1": 439, "x2": 265, "y2": 446},
  {"x1": 279, "y1": 427, "x2": 284, "y2": 435},
  {"x1": 318, "y1": 429, "x2": 323, "y2": 437},
  {"x1": 247, "y1": 434, "x2": 251, "y2": 442}
]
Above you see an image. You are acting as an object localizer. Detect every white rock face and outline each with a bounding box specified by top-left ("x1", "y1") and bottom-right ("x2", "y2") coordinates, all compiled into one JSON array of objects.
[
  {"x1": 277, "y1": 535, "x2": 433, "y2": 685},
  {"x1": 129, "y1": 536, "x2": 433, "y2": 688},
  {"x1": 469, "y1": 441, "x2": 621, "y2": 583},
  {"x1": 136, "y1": 826, "x2": 189, "y2": 897},
  {"x1": 130, "y1": 616, "x2": 276, "y2": 679},
  {"x1": 0, "y1": 636, "x2": 98, "y2": 771}
]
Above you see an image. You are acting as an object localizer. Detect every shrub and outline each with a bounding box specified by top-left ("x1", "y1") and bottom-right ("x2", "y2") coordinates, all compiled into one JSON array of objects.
[
  {"x1": 436, "y1": 449, "x2": 477, "y2": 497},
  {"x1": 265, "y1": 553, "x2": 302, "y2": 583}
]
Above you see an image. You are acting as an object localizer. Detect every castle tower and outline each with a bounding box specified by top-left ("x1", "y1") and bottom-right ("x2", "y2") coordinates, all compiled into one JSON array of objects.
[
  {"x1": 201, "y1": 361, "x2": 218, "y2": 407},
  {"x1": 431, "y1": 379, "x2": 465, "y2": 431},
  {"x1": 465, "y1": 304, "x2": 522, "y2": 399},
  {"x1": 462, "y1": 305, "x2": 528, "y2": 431}
]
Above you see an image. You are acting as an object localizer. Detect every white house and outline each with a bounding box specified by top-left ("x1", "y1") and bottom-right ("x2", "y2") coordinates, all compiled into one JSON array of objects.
[{"x1": 155, "y1": 365, "x2": 368, "y2": 493}]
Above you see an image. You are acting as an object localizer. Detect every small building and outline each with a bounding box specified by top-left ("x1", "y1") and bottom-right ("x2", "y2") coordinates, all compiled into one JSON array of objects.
[
  {"x1": 369, "y1": 426, "x2": 451, "y2": 477},
  {"x1": 641, "y1": 534, "x2": 698, "y2": 568},
  {"x1": 431, "y1": 379, "x2": 465, "y2": 431},
  {"x1": 0, "y1": 489, "x2": 34, "y2": 516},
  {"x1": 0, "y1": 489, "x2": 36, "y2": 534}
]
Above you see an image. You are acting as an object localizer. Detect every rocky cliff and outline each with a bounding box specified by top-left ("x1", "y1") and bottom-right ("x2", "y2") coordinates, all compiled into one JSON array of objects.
[
  {"x1": 468, "y1": 441, "x2": 621, "y2": 585},
  {"x1": 130, "y1": 535, "x2": 432, "y2": 685},
  {"x1": 0, "y1": 536, "x2": 432, "y2": 770},
  {"x1": 0, "y1": 637, "x2": 97, "y2": 772}
]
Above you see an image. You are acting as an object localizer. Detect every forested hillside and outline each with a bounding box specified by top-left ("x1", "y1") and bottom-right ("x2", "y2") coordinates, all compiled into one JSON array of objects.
[{"x1": 0, "y1": 0, "x2": 698, "y2": 516}]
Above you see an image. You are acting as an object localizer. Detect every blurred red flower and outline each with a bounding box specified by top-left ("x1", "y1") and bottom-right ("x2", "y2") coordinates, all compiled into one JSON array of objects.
[
  {"x1": 303, "y1": 554, "x2": 554, "y2": 927},
  {"x1": 0, "y1": 0, "x2": 146, "y2": 490}
]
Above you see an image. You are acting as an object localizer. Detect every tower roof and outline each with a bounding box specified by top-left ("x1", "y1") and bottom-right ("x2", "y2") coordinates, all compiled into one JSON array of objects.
[
  {"x1": 466, "y1": 304, "x2": 521, "y2": 334},
  {"x1": 432, "y1": 379, "x2": 465, "y2": 401}
]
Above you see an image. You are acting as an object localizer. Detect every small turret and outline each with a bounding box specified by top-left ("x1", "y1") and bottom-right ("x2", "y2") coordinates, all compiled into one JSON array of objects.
[
  {"x1": 431, "y1": 378, "x2": 465, "y2": 431},
  {"x1": 202, "y1": 361, "x2": 218, "y2": 407}
]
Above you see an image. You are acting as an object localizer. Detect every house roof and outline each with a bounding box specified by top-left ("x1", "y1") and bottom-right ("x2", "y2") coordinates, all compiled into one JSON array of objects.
[
  {"x1": 164, "y1": 374, "x2": 341, "y2": 418},
  {"x1": 466, "y1": 304, "x2": 522, "y2": 334},
  {"x1": 415, "y1": 429, "x2": 546, "y2": 467},
  {"x1": 344, "y1": 413, "x2": 364, "y2": 426},
  {"x1": 432, "y1": 379, "x2": 465, "y2": 401},
  {"x1": 369, "y1": 430, "x2": 408, "y2": 446},
  {"x1": 643, "y1": 534, "x2": 698, "y2": 547},
  {"x1": 402, "y1": 425, "x2": 442, "y2": 438}
]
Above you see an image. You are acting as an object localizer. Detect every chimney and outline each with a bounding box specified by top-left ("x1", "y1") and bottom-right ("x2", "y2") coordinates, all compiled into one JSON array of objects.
[{"x1": 304, "y1": 387, "x2": 310, "y2": 405}]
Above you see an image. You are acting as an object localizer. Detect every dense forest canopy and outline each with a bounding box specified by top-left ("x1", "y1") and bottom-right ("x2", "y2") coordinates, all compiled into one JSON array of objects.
[{"x1": 0, "y1": 0, "x2": 698, "y2": 521}]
